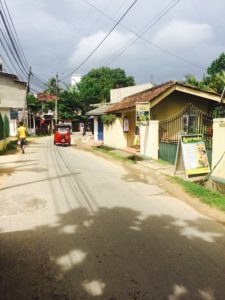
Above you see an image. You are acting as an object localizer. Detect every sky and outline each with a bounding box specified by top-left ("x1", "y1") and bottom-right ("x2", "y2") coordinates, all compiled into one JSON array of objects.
[{"x1": 4, "y1": 0, "x2": 225, "y2": 87}]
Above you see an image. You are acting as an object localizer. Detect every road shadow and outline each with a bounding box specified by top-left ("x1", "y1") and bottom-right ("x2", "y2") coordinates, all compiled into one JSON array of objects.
[{"x1": 0, "y1": 207, "x2": 225, "y2": 299}]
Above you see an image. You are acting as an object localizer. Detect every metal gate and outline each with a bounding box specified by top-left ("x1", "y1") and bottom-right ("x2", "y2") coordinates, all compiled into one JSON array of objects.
[{"x1": 159, "y1": 103, "x2": 213, "y2": 165}]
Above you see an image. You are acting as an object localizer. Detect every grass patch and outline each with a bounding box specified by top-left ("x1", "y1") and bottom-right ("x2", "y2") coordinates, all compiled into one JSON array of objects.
[
  {"x1": 170, "y1": 176, "x2": 225, "y2": 211},
  {"x1": 0, "y1": 139, "x2": 18, "y2": 155},
  {"x1": 93, "y1": 145, "x2": 138, "y2": 163},
  {"x1": 156, "y1": 158, "x2": 173, "y2": 165}
]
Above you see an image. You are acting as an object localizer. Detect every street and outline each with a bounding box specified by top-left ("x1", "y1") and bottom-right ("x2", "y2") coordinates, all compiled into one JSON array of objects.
[{"x1": 0, "y1": 136, "x2": 225, "y2": 300}]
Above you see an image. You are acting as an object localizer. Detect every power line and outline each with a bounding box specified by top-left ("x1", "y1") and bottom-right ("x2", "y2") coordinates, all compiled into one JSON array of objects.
[
  {"x1": 83, "y1": 0, "x2": 206, "y2": 71},
  {"x1": 105, "y1": 0, "x2": 181, "y2": 65},
  {"x1": 1, "y1": 0, "x2": 29, "y2": 69},
  {"x1": 62, "y1": 0, "x2": 138, "y2": 79}
]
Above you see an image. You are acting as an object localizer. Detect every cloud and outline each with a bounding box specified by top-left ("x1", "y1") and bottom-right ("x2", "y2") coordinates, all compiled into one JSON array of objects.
[
  {"x1": 68, "y1": 30, "x2": 135, "y2": 71},
  {"x1": 152, "y1": 20, "x2": 213, "y2": 50}
]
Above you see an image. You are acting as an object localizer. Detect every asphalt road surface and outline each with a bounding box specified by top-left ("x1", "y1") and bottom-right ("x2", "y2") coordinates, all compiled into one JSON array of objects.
[{"x1": 0, "y1": 137, "x2": 225, "y2": 300}]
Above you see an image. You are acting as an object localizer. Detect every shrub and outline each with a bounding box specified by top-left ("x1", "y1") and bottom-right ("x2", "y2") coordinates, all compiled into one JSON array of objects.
[
  {"x1": 0, "y1": 113, "x2": 5, "y2": 140},
  {"x1": 4, "y1": 114, "x2": 10, "y2": 137},
  {"x1": 101, "y1": 114, "x2": 117, "y2": 125}
]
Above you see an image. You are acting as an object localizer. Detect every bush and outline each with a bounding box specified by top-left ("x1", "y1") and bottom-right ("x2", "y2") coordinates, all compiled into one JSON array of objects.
[
  {"x1": 0, "y1": 113, "x2": 5, "y2": 140},
  {"x1": 101, "y1": 114, "x2": 117, "y2": 125},
  {"x1": 4, "y1": 114, "x2": 10, "y2": 137}
]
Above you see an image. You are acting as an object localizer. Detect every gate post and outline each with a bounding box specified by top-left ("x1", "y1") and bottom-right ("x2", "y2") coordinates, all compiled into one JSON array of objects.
[
  {"x1": 212, "y1": 118, "x2": 225, "y2": 168},
  {"x1": 140, "y1": 120, "x2": 159, "y2": 159}
]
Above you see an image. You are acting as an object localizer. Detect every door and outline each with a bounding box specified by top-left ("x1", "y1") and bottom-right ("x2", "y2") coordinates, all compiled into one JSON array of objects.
[{"x1": 98, "y1": 117, "x2": 103, "y2": 140}]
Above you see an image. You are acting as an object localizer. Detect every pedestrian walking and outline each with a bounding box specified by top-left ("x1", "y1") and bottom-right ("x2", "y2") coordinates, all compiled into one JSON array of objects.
[{"x1": 17, "y1": 121, "x2": 27, "y2": 154}]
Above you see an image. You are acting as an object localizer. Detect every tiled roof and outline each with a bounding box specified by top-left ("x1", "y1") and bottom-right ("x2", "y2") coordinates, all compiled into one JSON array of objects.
[
  {"x1": 107, "y1": 81, "x2": 176, "y2": 112},
  {"x1": 107, "y1": 81, "x2": 219, "y2": 112}
]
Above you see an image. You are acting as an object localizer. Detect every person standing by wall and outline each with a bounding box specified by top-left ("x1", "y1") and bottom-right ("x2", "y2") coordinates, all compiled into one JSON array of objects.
[{"x1": 17, "y1": 121, "x2": 27, "y2": 154}]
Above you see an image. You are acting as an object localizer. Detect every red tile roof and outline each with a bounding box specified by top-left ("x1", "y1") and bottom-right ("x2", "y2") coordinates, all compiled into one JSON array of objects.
[
  {"x1": 107, "y1": 81, "x2": 219, "y2": 113},
  {"x1": 107, "y1": 81, "x2": 176, "y2": 112}
]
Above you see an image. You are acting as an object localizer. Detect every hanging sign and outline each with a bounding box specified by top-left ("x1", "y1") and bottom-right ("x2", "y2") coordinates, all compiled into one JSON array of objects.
[
  {"x1": 174, "y1": 134, "x2": 210, "y2": 177},
  {"x1": 136, "y1": 102, "x2": 150, "y2": 126},
  {"x1": 123, "y1": 116, "x2": 129, "y2": 132}
]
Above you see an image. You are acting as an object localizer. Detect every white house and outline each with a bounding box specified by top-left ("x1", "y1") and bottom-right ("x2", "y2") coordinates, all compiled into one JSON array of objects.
[{"x1": 0, "y1": 70, "x2": 27, "y2": 136}]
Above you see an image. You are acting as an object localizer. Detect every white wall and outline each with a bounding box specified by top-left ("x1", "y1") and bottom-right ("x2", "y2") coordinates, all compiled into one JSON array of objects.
[
  {"x1": 212, "y1": 118, "x2": 225, "y2": 169},
  {"x1": 140, "y1": 121, "x2": 159, "y2": 159},
  {"x1": 94, "y1": 117, "x2": 98, "y2": 141},
  {"x1": 0, "y1": 75, "x2": 26, "y2": 108},
  {"x1": 209, "y1": 118, "x2": 225, "y2": 184},
  {"x1": 110, "y1": 83, "x2": 153, "y2": 103},
  {"x1": 104, "y1": 117, "x2": 127, "y2": 148}
]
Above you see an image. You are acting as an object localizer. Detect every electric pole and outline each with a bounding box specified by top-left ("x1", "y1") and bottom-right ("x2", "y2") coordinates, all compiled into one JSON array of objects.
[
  {"x1": 55, "y1": 72, "x2": 58, "y2": 124},
  {"x1": 23, "y1": 66, "x2": 31, "y2": 128}
]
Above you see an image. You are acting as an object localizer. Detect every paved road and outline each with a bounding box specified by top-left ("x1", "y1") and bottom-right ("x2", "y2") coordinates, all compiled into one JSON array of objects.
[{"x1": 0, "y1": 137, "x2": 225, "y2": 300}]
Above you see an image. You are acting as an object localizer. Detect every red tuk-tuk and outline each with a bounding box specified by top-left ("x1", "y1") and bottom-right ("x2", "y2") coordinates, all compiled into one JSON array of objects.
[{"x1": 54, "y1": 123, "x2": 71, "y2": 146}]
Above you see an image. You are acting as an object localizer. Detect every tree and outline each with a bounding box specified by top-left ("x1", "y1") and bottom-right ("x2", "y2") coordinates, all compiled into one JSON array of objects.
[
  {"x1": 78, "y1": 67, "x2": 135, "y2": 110},
  {"x1": 58, "y1": 87, "x2": 82, "y2": 119},
  {"x1": 184, "y1": 53, "x2": 225, "y2": 94},
  {"x1": 207, "y1": 53, "x2": 225, "y2": 76},
  {"x1": 27, "y1": 93, "x2": 41, "y2": 114}
]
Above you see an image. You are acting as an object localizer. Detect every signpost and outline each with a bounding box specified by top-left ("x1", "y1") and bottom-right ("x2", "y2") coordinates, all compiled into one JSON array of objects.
[
  {"x1": 174, "y1": 134, "x2": 210, "y2": 177},
  {"x1": 136, "y1": 102, "x2": 150, "y2": 126}
]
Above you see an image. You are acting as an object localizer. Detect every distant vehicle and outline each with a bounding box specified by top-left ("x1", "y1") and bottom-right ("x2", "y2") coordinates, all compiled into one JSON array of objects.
[{"x1": 54, "y1": 123, "x2": 71, "y2": 146}]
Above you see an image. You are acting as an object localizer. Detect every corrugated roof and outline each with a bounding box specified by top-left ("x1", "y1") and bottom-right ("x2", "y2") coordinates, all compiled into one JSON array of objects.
[
  {"x1": 107, "y1": 81, "x2": 219, "y2": 112},
  {"x1": 86, "y1": 103, "x2": 113, "y2": 116}
]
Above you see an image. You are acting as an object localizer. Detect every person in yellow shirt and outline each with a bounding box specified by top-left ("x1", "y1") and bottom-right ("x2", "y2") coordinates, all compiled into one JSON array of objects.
[{"x1": 17, "y1": 122, "x2": 27, "y2": 154}]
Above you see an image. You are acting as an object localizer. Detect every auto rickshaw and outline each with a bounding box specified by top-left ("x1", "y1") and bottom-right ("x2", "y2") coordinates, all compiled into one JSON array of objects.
[{"x1": 54, "y1": 123, "x2": 71, "y2": 146}]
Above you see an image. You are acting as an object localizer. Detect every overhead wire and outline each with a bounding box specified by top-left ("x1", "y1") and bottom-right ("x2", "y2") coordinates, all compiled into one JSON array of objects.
[
  {"x1": 0, "y1": 0, "x2": 48, "y2": 90},
  {"x1": 105, "y1": 0, "x2": 181, "y2": 65},
  {"x1": 1, "y1": 0, "x2": 29, "y2": 69},
  {"x1": 83, "y1": 0, "x2": 206, "y2": 71},
  {"x1": 62, "y1": 0, "x2": 138, "y2": 80}
]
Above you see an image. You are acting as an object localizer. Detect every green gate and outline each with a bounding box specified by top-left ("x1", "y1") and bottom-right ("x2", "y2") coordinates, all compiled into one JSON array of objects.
[{"x1": 159, "y1": 103, "x2": 213, "y2": 165}]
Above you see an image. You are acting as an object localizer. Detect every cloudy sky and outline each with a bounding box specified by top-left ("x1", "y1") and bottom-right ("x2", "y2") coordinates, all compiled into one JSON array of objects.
[{"x1": 5, "y1": 0, "x2": 225, "y2": 86}]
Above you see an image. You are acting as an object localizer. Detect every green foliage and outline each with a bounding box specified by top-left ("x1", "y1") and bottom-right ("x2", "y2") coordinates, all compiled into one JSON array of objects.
[
  {"x1": 101, "y1": 114, "x2": 117, "y2": 125},
  {"x1": 4, "y1": 114, "x2": 10, "y2": 137},
  {"x1": 27, "y1": 94, "x2": 41, "y2": 114},
  {"x1": 58, "y1": 87, "x2": 82, "y2": 119},
  {"x1": 170, "y1": 176, "x2": 225, "y2": 211},
  {"x1": 78, "y1": 67, "x2": 135, "y2": 109},
  {"x1": 0, "y1": 113, "x2": 5, "y2": 140},
  {"x1": 207, "y1": 52, "x2": 225, "y2": 76},
  {"x1": 184, "y1": 53, "x2": 225, "y2": 94}
]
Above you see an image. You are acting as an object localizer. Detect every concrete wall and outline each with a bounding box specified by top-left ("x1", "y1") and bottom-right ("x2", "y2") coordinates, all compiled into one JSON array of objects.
[
  {"x1": 140, "y1": 121, "x2": 159, "y2": 159},
  {"x1": 94, "y1": 117, "x2": 98, "y2": 141},
  {"x1": 0, "y1": 76, "x2": 26, "y2": 108},
  {"x1": 208, "y1": 118, "x2": 225, "y2": 186},
  {"x1": 104, "y1": 117, "x2": 127, "y2": 148},
  {"x1": 110, "y1": 83, "x2": 153, "y2": 103},
  {"x1": 212, "y1": 118, "x2": 225, "y2": 169}
]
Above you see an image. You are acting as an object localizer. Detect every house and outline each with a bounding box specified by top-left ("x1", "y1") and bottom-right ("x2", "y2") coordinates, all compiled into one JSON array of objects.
[
  {"x1": 86, "y1": 82, "x2": 154, "y2": 143},
  {"x1": 86, "y1": 104, "x2": 112, "y2": 141},
  {"x1": 105, "y1": 81, "x2": 223, "y2": 165},
  {"x1": 0, "y1": 69, "x2": 27, "y2": 137}
]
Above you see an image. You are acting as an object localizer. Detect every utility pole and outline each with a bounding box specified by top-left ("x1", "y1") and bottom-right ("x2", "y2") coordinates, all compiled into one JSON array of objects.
[
  {"x1": 23, "y1": 66, "x2": 31, "y2": 128},
  {"x1": 55, "y1": 72, "x2": 58, "y2": 124}
]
